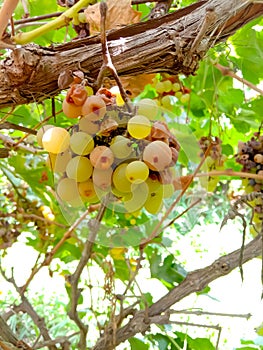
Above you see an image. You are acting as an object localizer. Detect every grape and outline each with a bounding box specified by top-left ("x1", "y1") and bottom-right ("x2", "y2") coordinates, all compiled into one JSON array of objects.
[
  {"x1": 112, "y1": 163, "x2": 132, "y2": 193},
  {"x1": 146, "y1": 176, "x2": 161, "y2": 193},
  {"x1": 143, "y1": 140, "x2": 172, "y2": 171},
  {"x1": 90, "y1": 146, "x2": 114, "y2": 170},
  {"x1": 66, "y1": 156, "x2": 93, "y2": 182},
  {"x1": 145, "y1": 186, "x2": 163, "y2": 214},
  {"x1": 163, "y1": 183, "x2": 174, "y2": 198},
  {"x1": 110, "y1": 86, "x2": 125, "y2": 106},
  {"x1": 172, "y1": 82, "x2": 181, "y2": 92},
  {"x1": 175, "y1": 91, "x2": 183, "y2": 99},
  {"x1": 125, "y1": 160, "x2": 149, "y2": 183},
  {"x1": 70, "y1": 131, "x2": 94, "y2": 155},
  {"x1": 136, "y1": 98, "x2": 158, "y2": 119},
  {"x1": 62, "y1": 99, "x2": 83, "y2": 119},
  {"x1": 123, "y1": 182, "x2": 148, "y2": 213},
  {"x1": 161, "y1": 95, "x2": 173, "y2": 110},
  {"x1": 37, "y1": 125, "x2": 54, "y2": 147},
  {"x1": 42, "y1": 127, "x2": 70, "y2": 154},
  {"x1": 78, "y1": 179, "x2": 98, "y2": 202},
  {"x1": 110, "y1": 135, "x2": 132, "y2": 159},
  {"x1": 254, "y1": 154, "x2": 263, "y2": 164},
  {"x1": 127, "y1": 115, "x2": 151, "y2": 139},
  {"x1": 92, "y1": 167, "x2": 113, "y2": 190},
  {"x1": 155, "y1": 81, "x2": 165, "y2": 94},
  {"x1": 46, "y1": 149, "x2": 71, "y2": 173},
  {"x1": 180, "y1": 93, "x2": 190, "y2": 103},
  {"x1": 163, "y1": 80, "x2": 173, "y2": 93},
  {"x1": 78, "y1": 117, "x2": 100, "y2": 134},
  {"x1": 81, "y1": 95, "x2": 106, "y2": 121},
  {"x1": 57, "y1": 177, "x2": 80, "y2": 202}
]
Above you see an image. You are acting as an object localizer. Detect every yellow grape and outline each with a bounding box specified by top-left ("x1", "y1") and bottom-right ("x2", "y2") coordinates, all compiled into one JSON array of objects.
[
  {"x1": 123, "y1": 182, "x2": 149, "y2": 213},
  {"x1": 90, "y1": 146, "x2": 114, "y2": 170},
  {"x1": 110, "y1": 86, "x2": 125, "y2": 106},
  {"x1": 37, "y1": 125, "x2": 54, "y2": 147},
  {"x1": 146, "y1": 176, "x2": 161, "y2": 192},
  {"x1": 70, "y1": 131, "x2": 94, "y2": 155},
  {"x1": 110, "y1": 135, "x2": 132, "y2": 159},
  {"x1": 78, "y1": 117, "x2": 100, "y2": 134},
  {"x1": 112, "y1": 163, "x2": 132, "y2": 193},
  {"x1": 125, "y1": 160, "x2": 149, "y2": 183},
  {"x1": 81, "y1": 95, "x2": 106, "y2": 121},
  {"x1": 172, "y1": 82, "x2": 181, "y2": 92},
  {"x1": 78, "y1": 179, "x2": 98, "y2": 202},
  {"x1": 180, "y1": 93, "x2": 190, "y2": 103},
  {"x1": 161, "y1": 95, "x2": 173, "y2": 110},
  {"x1": 46, "y1": 149, "x2": 72, "y2": 173},
  {"x1": 136, "y1": 98, "x2": 158, "y2": 119},
  {"x1": 143, "y1": 140, "x2": 172, "y2": 171},
  {"x1": 92, "y1": 167, "x2": 113, "y2": 190},
  {"x1": 145, "y1": 186, "x2": 163, "y2": 214},
  {"x1": 155, "y1": 81, "x2": 165, "y2": 94},
  {"x1": 66, "y1": 156, "x2": 93, "y2": 182},
  {"x1": 162, "y1": 183, "x2": 174, "y2": 198},
  {"x1": 163, "y1": 80, "x2": 173, "y2": 92},
  {"x1": 127, "y1": 115, "x2": 151, "y2": 139},
  {"x1": 42, "y1": 127, "x2": 70, "y2": 154},
  {"x1": 57, "y1": 177, "x2": 80, "y2": 202}
]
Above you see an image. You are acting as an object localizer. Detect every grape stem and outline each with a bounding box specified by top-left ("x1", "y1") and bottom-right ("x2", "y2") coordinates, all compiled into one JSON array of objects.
[
  {"x1": 195, "y1": 169, "x2": 263, "y2": 181},
  {"x1": 96, "y1": 2, "x2": 131, "y2": 110}
]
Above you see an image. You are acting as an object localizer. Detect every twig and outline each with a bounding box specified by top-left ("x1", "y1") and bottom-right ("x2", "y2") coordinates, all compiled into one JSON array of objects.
[
  {"x1": 215, "y1": 63, "x2": 263, "y2": 96},
  {"x1": 170, "y1": 309, "x2": 251, "y2": 319},
  {"x1": 0, "y1": 133, "x2": 38, "y2": 154},
  {"x1": 96, "y1": 2, "x2": 130, "y2": 109},
  {"x1": 34, "y1": 332, "x2": 79, "y2": 349},
  {"x1": 0, "y1": 121, "x2": 37, "y2": 135},
  {"x1": 195, "y1": 169, "x2": 263, "y2": 182},
  {"x1": 0, "y1": 0, "x2": 19, "y2": 39}
]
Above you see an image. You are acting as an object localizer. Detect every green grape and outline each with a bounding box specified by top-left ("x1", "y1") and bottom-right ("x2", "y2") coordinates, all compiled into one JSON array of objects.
[
  {"x1": 145, "y1": 186, "x2": 163, "y2": 214},
  {"x1": 123, "y1": 182, "x2": 149, "y2": 213},
  {"x1": 146, "y1": 176, "x2": 161, "y2": 192},
  {"x1": 92, "y1": 167, "x2": 112, "y2": 190},
  {"x1": 46, "y1": 149, "x2": 71, "y2": 173},
  {"x1": 78, "y1": 117, "x2": 99, "y2": 134},
  {"x1": 201, "y1": 156, "x2": 215, "y2": 171},
  {"x1": 136, "y1": 98, "x2": 158, "y2": 119},
  {"x1": 207, "y1": 177, "x2": 219, "y2": 192},
  {"x1": 42, "y1": 127, "x2": 70, "y2": 154},
  {"x1": 180, "y1": 93, "x2": 190, "y2": 103},
  {"x1": 163, "y1": 183, "x2": 174, "y2": 198},
  {"x1": 161, "y1": 95, "x2": 173, "y2": 110},
  {"x1": 110, "y1": 135, "x2": 132, "y2": 159},
  {"x1": 127, "y1": 115, "x2": 151, "y2": 139},
  {"x1": 125, "y1": 160, "x2": 149, "y2": 183},
  {"x1": 78, "y1": 179, "x2": 97, "y2": 201},
  {"x1": 90, "y1": 145, "x2": 114, "y2": 170},
  {"x1": 66, "y1": 156, "x2": 93, "y2": 182},
  {"x1": 175, "y1": 91, "x2": 183, "y2": 99},
  {"x1": 143, "y1": 140, "x2": 172, "y2": 171},
  {"x1": 81, "y1": 95, "x2": 106, "y2": 121},
  {"x1": 172, "y1": 82, "x2": 181, "y2": 92},
  {"x1": 155, "y1": 81, "x2": 165, "y2": 93},
  {"x1": 37, "y1": 125, "x2": 54, "y2": 147},
  {"x1": 70, "y1": 131, "x2": 94, "y2": 155},
  {"x1": 56, "y1": 177, "x2": 80, "y2": 202},
  {"x1": 163, "y1": 80, "x2": 173, "y2": 92},
  {"x1": 112, "y1": 163, "x2": 132, "y2": 193}
]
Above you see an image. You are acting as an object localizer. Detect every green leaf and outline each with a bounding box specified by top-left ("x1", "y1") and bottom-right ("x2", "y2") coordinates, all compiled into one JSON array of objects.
[{"x1": 129, "y1": 337, "x2": 149, "y2": 350}]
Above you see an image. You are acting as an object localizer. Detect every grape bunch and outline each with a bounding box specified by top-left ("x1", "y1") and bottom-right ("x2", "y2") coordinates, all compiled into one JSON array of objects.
[
  {"x1": 198, "y1": 136, "x2": 225, "y2": 192},
  {"x1": 235, "y1": 132, "x2": 263, "y2": 228},
  {"x1": 154, "y1": 75, "x2": 191, "y2": 111},
  {"x1": 37, "y1": 76, "x2": 181, "y2": 216}
]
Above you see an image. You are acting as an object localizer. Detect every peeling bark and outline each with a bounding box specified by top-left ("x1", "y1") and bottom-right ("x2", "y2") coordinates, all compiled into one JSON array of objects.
[{"x1": 0, "y1": 0, "x2": 263, "y2": 108}]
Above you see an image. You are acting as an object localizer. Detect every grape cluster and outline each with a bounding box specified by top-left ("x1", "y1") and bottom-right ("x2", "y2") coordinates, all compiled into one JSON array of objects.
[
  {"x1": 37, "y1": 76, "x2": 181, "y2": 215},
  {"x1": 198, "y1": 136, "x2": 225, "y2": 192},
  {"x1": 235, "y1": 132, "x2": 263, "y2": 227},
  {"x1": 154, "y1": 75, "x2": 191, "y2": 111}
]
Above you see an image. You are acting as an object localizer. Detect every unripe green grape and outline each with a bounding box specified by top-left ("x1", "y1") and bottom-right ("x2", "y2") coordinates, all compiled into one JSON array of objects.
[
  {"x1": 78, "y1": 117, "x2": 99, "y2": 134},
  {"x1": 175, "y1": 91, "x2": 183, "y2": 99},
  {"x1": 125, "y1": 160, "x2": 149, "y2": 184},
  {"x1": 180, "y1": 93, "x2": 190, "y2": 103},
  {"x1": 112, "y1": 163, "x2": 132, "y2": 193},
  {"x1": 137, "y1": 98, "x2": 158, "y2": 119},
  {"x1": 127, "y1": 115, "x2": 151, "y2": 139},
  {"x1": 110, "y1": 135, "x2": 132, "y2": 159},
  {"x1": 163, "y1": 80, "x2": 173, "y2": 92},
  {"x1": 123, "y1": 182, "x2": 149, "y2": 213},
  {"x1": 155, "y1": 81, "x2": 165, "y2": 93},
  {"x1": 37, "y1": 125, "x2": 54, "y2": 147},
  {"x1": 46, "y1": 149, "x2": 71, "y2": 173},
  {"x1": 163, "y1": 183, "x2": 174, "y2": 198},
  {"x1": 161, "y1": 95, "x2": 173, "y2": 110},
  {"x1": 146, "y1": 177, "x2": 161, "y2": 192},
  {"x1": 57, "y1": 177, "x2": 80, "y2": 202},
  {"x1": 172, "y1": 82, "x2": 181, "y2": 92},
  {"x1": 42, "y1": 127, "x2": 70, "y2": 154},
  {"x1": 81, "y1": 95, "x2": 106, "y2": 121},
  {"x1": 70, "y1": 131, "x2": 94, "y2": 155},
  {"x1": 90, "y1": 145, "x2": 114, "y2": 170},
  {"x1": 143, "y1": 140, "x2": 172, "y2": 171},
  {"x1": 66, "y1": 156, "x2": 93, "y2": 182},
  {"x1": 207, "y1": 177, "x2": 219, "y2": 192}
]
